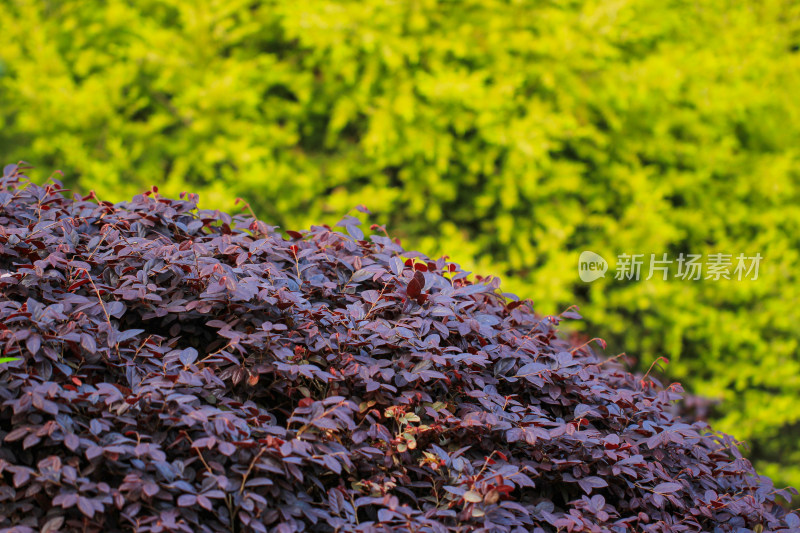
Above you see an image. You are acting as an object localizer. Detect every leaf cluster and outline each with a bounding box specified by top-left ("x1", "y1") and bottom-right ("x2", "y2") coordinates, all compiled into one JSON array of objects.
[{"x1": 0, "y1": 165, "x2": 797, "y2": 531}]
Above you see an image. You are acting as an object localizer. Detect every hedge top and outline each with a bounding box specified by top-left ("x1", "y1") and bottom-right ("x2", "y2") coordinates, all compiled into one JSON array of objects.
[{"x1": 0, "y1": 164, "x2": 797, "y2": 531}]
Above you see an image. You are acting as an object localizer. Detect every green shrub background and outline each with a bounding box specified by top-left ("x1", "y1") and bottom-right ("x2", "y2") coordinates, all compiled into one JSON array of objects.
[{"x1": 2, "y1": 0, "x2": 800, "y2": 488}]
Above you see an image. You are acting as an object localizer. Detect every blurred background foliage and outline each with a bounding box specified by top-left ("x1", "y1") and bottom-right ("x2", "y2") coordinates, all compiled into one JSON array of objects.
[{"x1": 2, "y1": 0, "x2": 800, "y2": 488}]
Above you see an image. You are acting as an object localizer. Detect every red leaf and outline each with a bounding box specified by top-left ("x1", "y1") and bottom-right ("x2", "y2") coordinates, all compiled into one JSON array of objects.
[
  {"x1": 407, "y1": 271, "x2": 425, "y2": 299},
  {"x1": 67, "y1": 279, "x2": 91, "y2": 291}
]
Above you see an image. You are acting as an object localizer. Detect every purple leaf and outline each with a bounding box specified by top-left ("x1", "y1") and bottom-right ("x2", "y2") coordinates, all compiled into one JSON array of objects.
[{"x1": 179, "y1": 347, "x2": 198, "y2": 366}]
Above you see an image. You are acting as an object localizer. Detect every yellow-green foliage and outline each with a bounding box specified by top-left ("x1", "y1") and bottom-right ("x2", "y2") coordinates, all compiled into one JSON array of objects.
[{"x1": 2, "y1": 0, "x2": 800, "y2": 487}]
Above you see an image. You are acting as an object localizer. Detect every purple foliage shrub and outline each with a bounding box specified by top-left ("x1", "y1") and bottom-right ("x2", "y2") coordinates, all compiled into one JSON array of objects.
[{"x1": 0, "y1": 164, "x2": 797, "y2": 532}]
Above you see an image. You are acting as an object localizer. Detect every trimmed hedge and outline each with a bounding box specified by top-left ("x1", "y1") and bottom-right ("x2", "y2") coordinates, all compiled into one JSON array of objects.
[
  {"x1": 2, "y1": 0, "x2": 800, "y2": 487},
  {"x1": 0, "y1": 165, "x2": 798, "y2": 531}
]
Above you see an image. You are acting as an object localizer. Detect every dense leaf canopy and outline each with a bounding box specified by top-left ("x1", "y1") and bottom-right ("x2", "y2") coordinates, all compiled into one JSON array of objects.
[
  {"x1": 0, "y1": 166, "x2": 796, "y2": 531},
  {"x1": 2, "y1": 0, "x2": 800, "y2": 486}
]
